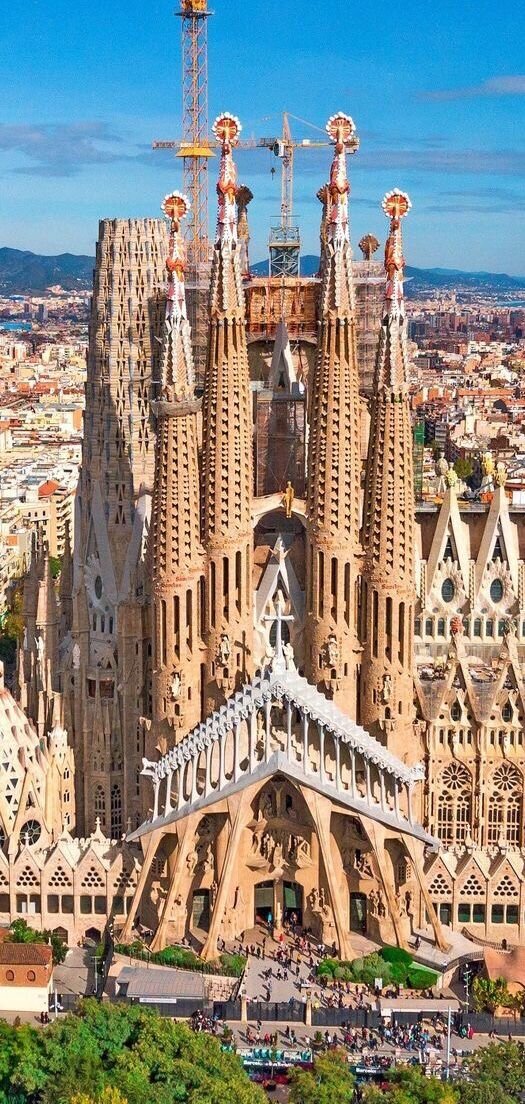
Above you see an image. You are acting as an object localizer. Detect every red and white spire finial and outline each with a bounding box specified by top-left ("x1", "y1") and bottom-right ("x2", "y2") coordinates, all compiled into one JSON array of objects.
[
  {"x1": 161, "y1": 190, "x2": 190, "y2": 324},
  {"x1": 325, "y1": 112, "x2": 359, "y2": 247},
  {"x1": 382, "y1": 189, "x2": 411, "y2": 316},
  {"x1": 213, "y1": 112, "x2": 241, "y2": 246}
]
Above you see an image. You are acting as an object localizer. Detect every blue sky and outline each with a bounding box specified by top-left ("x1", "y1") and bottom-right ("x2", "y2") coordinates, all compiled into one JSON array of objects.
[{"x1": 1, "y1": 0, "x2": 524, "y2": 273}]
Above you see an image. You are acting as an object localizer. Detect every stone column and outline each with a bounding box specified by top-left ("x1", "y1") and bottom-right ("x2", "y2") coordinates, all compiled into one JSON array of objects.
[
  {"x1": 150, "y1": 813, "x2": 200, "y2": 952},
  {"x1": 300, "y1": 787, "x2": 354, "y2": 961},
  {"x1": 121, "y1": 828, "x2": 163, "y2": 942},
  {"x1": 201, "y1": 785, "x2": 257, "y2": 961}
]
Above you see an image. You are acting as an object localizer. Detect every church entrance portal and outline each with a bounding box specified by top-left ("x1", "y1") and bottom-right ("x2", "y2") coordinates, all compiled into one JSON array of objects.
[
  {"x1": 192, "y1": 890, "x2": 210, "y2": 931},
  {"x1": 254, "y1": 881, "x2": 274, "y2": 925},
  {"x1": 350, "y1": 892, "x2": 367, "y2": 934},
  {"x1": 283, "y1": 880, "x2": 303, "y2": 925}
]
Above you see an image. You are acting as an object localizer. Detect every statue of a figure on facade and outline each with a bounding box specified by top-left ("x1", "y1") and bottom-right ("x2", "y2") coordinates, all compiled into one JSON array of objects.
[
  {"x1": 281, "y1": 481, "x2": 295, "y2": 518},
  {"x1": 216, "y1": 633, "x2": 231, "y2": 666}
]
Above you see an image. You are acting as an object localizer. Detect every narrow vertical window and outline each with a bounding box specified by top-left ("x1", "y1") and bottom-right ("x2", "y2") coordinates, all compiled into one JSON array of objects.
[
  {"x1": 318, "y1": 551, "x2": 324, "y2": 618},
  {"x1": 186, "y1": 589, "x2": 193, "y2": 651},
  {"x1": 160, "y1": 599, "x2": 166, "y2": 666},
  {"x1": 331, "y1": 557, "x2": 337, "y2": 619},
  {"x1": 235, "y1": 550, "x2": 242, "y2": 614},
  {"x1": 372, "y1": 590, "x2": 379, "y2": 659},
  {"x1": 385, "y1": 596, "x2": 392, "y2": 662},
  {"x1": 399, "y1": 602, "x2": 405, "y2": 666},
  {"x1": 174, "y1": 595, "x2": 180, "y2": 660},
  {"x1": 223, "y1": 556, "x2": 229, "y2": 619},
  {"x1": 344, "y1": 563, "x2": 351, "y2": 627},
  {"x1": 210, "y1": 561, "x2": 216, "y2": 627}
]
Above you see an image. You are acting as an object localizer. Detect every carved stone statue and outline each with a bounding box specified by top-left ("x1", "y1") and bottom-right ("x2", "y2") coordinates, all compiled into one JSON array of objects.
[
  {"x1": 170, "y1": 670, "x2": 181, "y2": 700},
  {"x1": 216, "y1": 633, "x2": 231, "y2": 666},
  {"x1": 308, "y1": 888, "x2": 319, "y2": 911},
  {"x1": 495, "y1": 462, "x2": 507, "y2": 487},
  {"x1": 325, "y1": 633, "x2": 339, "y2": 667},
  {"x1": 72, "y1": 641, "x2": 81, "y2": 669},
  {"x1": 281, "y1": 481, "x2": 295, "y2": 518},
  {"x1": 186, "y1": 848, "x2": 199, "y2": 875},
  {"x1": 482, "y1": 451, "x2": 495, "y2": 477},
  {"x1": 261, "y1": 793, "x2": 274, "y2": 820},
  {"x1": 283, "y1": 640, "x2": 295, "y2": 670},
  {"x1": 256, "y1": 711, "x2": 265, "y2": 743},
  {"x1": 35, "y1": 635, "x2": 45, "y2": 666},
  {"x1": 381, "y1": 673, "x2": 392, "y2": 704}
]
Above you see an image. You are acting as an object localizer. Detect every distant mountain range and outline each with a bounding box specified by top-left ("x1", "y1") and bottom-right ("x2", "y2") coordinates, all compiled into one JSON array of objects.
[
  {"x1": 0, "y1": 246, "x2": 523, "y2": 297},
  {"x1": 251, "y1": 255, "x2": 525, "y2": 295},
  {"x1": 0, "y1": 247, "x2": 94, "y2": 294}
]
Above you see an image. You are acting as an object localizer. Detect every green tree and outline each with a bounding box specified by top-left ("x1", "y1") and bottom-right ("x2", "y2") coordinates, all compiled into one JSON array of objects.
[
  {"x1": 362, "y1": 1066, "x2": 458, "y2": 1104},
  {"x1": 472, "y1": 975, "x2": 509, "y2": 1013},
  {"x1": 8, "y1": 919, "x2": 68, "y2": 965},
  {"x1": 2, "y1": 587, "x2": 24, "y2": 642},
  {"x1": 71, "y1": 1092, "x2": 128, "y2": 1104},
  {"x1": 458, "y1": 1081, "x2": 514, "y2": 1104},
  {"x1": 462, "y1": 1041, "x2": 525, "y2": 1099},
  {"x1": 289, "y1": 1050, "x2": 355, "y2": 1104},
  {"x1": 454, "y1": 457, "x2": 473, "y2": 482},
  {"x1": 49, "y1": 556, "x2": 62, "y2": 580},
  {"x1": 0, "y1": 1001, "x2": 266, "y2": 1104},
  {"x1": 505, "y1": 991, "x2": 525, "y2": 1024}
]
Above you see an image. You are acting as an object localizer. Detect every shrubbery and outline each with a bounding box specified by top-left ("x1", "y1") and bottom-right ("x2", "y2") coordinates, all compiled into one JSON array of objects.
[
  {"x1": 380, "y1": 945, "x2": 412, "y2": 967},
  {"x1": 316, "y1": 945, "x2": 438, "y2": 990},
  {"x1": 114, "y1": 941, "x2": 247, "y2": 977}
]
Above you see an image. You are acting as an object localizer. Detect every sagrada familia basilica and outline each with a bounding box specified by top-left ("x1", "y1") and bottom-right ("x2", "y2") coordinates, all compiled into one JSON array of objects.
[{"x1": 2, "y1": 110, "x2": 525, "y2": 959}]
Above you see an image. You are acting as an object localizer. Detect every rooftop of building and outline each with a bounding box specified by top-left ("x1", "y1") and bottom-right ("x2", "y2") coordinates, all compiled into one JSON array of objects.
[{"x1": 0, "y1": 942, "x2": 52, "y2": 968}]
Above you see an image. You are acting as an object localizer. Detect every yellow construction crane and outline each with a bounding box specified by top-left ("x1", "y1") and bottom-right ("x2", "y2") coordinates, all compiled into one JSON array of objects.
[{"x1": 153, "y1": 0, "x2": 349, "y2": 367}]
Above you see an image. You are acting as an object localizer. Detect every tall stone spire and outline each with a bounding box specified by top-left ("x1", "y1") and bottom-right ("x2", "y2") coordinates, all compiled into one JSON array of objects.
[
  {"x1": 201, "y1": 113, "x2": 254, "y2": 709},
  {"x1": 360, "y1": 191, "x2": 418, "y2": 760},
  {"x1": 151, "y1": 192, "x2": 205, "y2": 741},
  {"x1": 70, "y1": 217, "x2": 167, "y2": 833},
  {"x1": 20, "y1": 543, "x2": 59, "y2": 738},
  {"x1": 304, "y1": 113, "x2": 361, "y2": 711}
]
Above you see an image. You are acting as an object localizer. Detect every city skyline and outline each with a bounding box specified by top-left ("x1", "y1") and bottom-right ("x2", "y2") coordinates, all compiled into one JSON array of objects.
[{"x1": 1, "y1": 0, "x2": 524, "y2": 274}]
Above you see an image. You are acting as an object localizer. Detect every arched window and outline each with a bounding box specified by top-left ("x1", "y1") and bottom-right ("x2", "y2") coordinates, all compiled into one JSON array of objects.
[
  {"x1": 110, "y1": 784, "x2": 122, "y2": 838},
  {"x1": 487, "y1": 764, "x2": 522, "y2": 846},
  {"x1": 94, "y1": 785, "x2": 105, "y2": 827},
  {"x1": 436, "y1": 763, "x2": 472, "y2": 845}
]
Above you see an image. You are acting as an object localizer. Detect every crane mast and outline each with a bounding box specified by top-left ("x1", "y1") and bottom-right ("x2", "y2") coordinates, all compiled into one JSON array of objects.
[{"x1": 177, "y1": 0, "x2": 213, "y2": 385}]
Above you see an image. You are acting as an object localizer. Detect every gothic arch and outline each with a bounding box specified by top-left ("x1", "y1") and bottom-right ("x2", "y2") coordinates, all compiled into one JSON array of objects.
[
  {"x1": 486, "y1": 763, "x2": 523, "y2": 846},
  {"x1": 435, "y1": 762, "x2": 472, "y2": 845}
]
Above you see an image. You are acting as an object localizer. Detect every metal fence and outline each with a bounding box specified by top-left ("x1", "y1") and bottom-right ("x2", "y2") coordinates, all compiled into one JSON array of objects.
[
  {"x1": 213, "y1": 1000, "x2": 241, "y2": 1020},
  {"x1": 247, "y1": 1000, "x2": 305, "y2": 1023},
  {"x1": 312, "y1": 1007, "x2": 380, "y2": 1028},
  {"x1": 458, "y1": 1012, "x2": 525, "y2": 1036}
]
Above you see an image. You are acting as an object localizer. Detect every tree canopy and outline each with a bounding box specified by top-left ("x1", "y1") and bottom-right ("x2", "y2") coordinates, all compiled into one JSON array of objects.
[
  {"x1": 0, "y1": 1000, "x2": 265, "y2": 1104},
  {"x1": 461, "y1": 1041, "x2": 525, "y2": 1101},
  {"x1": 363, "y1": 1065, "x2": 457, "y2": 1104},
  {"x1": 289, "y1": 1049, "x2": 355, "y2": 1104}
]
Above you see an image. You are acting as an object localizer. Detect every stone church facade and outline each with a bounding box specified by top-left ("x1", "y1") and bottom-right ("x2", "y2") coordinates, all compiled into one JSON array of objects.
[{"x1": 2, "y1": 110, "x2": 524, "y2": 954}]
